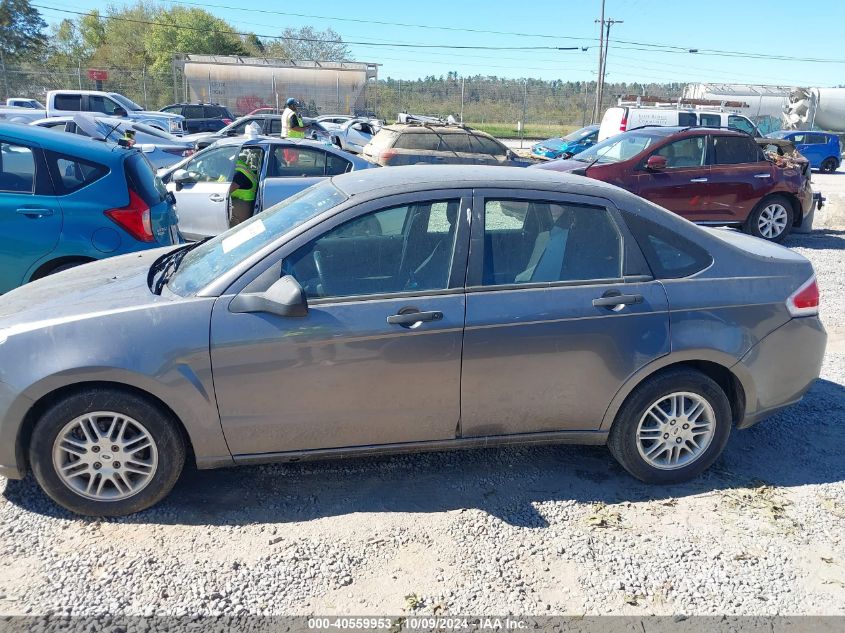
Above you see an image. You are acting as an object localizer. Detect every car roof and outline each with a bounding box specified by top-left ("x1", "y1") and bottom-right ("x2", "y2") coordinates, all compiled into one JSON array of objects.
[
  {"x1": 380, "y1": 124, "x2": 491, "y2": 136},
  {"x1": 626, "y1": 126, "x2": 746, "y2": 138},
  {"x1": 331, "y1": 164, "x2": 622, "y2": 198},
  {"x1": 0, "y1": 121, "x2": 127, "y2": 162}
]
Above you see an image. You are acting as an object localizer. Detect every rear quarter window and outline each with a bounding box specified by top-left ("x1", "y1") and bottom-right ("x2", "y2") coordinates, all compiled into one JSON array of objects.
[
  {"x1": 44, "y1": 150, "x2": 109, "y2": 195},
  {"x1": 125, "y1": 153, "x2": 167, "y2": 206},
  {"x1": 623, "y1": 213, "x2": 712, "y2": 278}
]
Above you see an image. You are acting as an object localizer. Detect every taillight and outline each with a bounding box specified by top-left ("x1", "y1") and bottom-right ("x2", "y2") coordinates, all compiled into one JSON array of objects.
[
  {"x1": 381, "y1": 149, "x2": 398, "y2": 164},
  {"x1": 619, "y1": 116, "x2": 628, "y2": 133},
  {"x1": 105, "y1": 189, "x2": 154, "y2": 242},
  {"x1": 222, "y1": 118, "x2": 232, "y2": 125},
  {"x1": 787, "y1": 275, "x2": 819, "y2": 317}
]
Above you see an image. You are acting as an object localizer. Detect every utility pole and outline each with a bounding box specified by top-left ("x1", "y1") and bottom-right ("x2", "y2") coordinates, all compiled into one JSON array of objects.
[
  {"x1": 595, "y1": 17, "x2": 623, "y2": 121},
  {"x1": 592, "y1": 0, "x2": 606, "y2": 123}
]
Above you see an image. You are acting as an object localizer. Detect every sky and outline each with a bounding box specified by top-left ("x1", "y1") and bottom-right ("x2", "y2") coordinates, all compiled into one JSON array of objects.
[{"x1": 33, "y1": 0, "x2": 845, "y2": 86}]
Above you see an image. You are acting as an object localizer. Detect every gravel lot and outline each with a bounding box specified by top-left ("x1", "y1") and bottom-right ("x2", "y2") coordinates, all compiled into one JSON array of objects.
[{"x1": 1, "y1": 174, "x2": 844, "y2": 618}]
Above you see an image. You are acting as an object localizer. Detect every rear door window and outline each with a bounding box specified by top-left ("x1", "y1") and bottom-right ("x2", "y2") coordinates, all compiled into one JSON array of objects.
[
  {"x1": 441, "y1": 133, "x2": 472, "y2": 152},
  {"x1": 394, "y1": 133, "x2": 441, "y2": 151},
  {"x1": 44, "y1": 150, "x2": 108, "y2": 195},
  {"x1": 269, "y1": 148, "x2": 327, "y2": 177},
  {"x1": 0, "y1": 143, "x2": 36, "y2": 193},
  {"x1": 162, "y1": 106, "x2": 183, "y2": 115},
  {"x1": 205, "y1": 106, "x2": 227, "y2": 118},
  {"x1": 483, "y1": 199, "x2": 624, "y2": 285},
  {"x1": 804, "y1": 133, "x2": 827, "y2": 145},
  {"x1": 712, "y1": 136, "x2": 761, "y2": 165},
  {"x1": 325, "y1": 153, "x2": 352, "y2": 176},
  {"x1": 183, "y1": 105, "x2": 205, "y2": 119},
  {"x1": 53, "y1": 94, "x2": 82, "y2": 111}
]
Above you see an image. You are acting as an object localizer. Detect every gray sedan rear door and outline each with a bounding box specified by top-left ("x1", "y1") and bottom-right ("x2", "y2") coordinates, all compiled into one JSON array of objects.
[{"x1": 460, "y1": 189, "x2": 670, "y2": 437}]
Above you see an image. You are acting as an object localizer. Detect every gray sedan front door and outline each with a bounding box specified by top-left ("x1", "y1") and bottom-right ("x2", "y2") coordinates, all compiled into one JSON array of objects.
[
  {"x1": 460, "y1": 190, "x2": 670, "y2": 437},
  {"x1": 209, "y1": 191, "x2": 471, "y2": 456}
]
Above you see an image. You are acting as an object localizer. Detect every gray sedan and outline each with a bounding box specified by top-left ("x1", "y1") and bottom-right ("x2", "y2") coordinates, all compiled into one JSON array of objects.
[{"x1": 0, "y1": 166, "x2": 826, "y2": 516}]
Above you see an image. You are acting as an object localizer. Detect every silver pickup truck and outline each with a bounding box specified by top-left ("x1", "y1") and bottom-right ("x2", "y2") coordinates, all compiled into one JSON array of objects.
[
  {"x1": 158, "y1": 136, "x2": 378, "y2": 240},
  {"x1": 0, "y1": 106, "x2": 46, "y2": 124}
]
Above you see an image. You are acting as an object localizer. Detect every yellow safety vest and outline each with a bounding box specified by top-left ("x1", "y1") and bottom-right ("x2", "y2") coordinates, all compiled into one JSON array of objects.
[
  {"x1": 286, "y1": 111, "x2": 305, "y2": 138},
  {"x1": 230, "y1": 161, "x2": 258, "y2": 202}
]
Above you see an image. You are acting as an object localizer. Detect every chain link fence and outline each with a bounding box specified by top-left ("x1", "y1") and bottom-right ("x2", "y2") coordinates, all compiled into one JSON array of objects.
[{"x1": 2, "y1": 62, "x2": 684, "y2": 139}]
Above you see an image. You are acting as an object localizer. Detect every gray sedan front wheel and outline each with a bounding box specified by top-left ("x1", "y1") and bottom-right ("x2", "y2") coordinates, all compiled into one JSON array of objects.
[
  {"x1": 608, "y1": 369, "x2": 732, "y2": 484},
  {"x1": 30, "y1": 389, "x2": 185, "y2": 516}
]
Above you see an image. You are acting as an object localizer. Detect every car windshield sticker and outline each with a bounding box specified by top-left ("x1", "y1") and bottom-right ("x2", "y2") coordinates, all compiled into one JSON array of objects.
[{"x1": 222, "y1": 218, "x2": 266, "y2": 254}]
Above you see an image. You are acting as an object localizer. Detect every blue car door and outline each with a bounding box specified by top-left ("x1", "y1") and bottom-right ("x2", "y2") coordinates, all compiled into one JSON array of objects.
[
  {"x1": 0, "y1": 138, "x2": 62, "y2": 293},
  {"x1": 790, "y1": 133, "x2": 818, "y2": 167}
]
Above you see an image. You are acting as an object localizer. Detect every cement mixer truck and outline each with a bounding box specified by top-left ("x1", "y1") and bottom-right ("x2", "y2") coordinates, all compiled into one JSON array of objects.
[{"x1": 784, "y1": 88, "x2": 845, "y2": 133}]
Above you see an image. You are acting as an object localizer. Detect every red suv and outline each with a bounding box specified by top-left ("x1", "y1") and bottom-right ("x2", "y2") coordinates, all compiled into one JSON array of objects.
[{"x1": 534, "y1": 127, "x2": 815, "y2": 242}]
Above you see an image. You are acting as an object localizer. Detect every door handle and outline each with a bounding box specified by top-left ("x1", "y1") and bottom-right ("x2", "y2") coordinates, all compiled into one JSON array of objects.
[
  {"x1": 387, "y1": 310, "x2": 443, "y2": 326},
  {"x1": 593, "y1": 293, "x2": 643, "y2": 309},
  {"x1": 16, "y1": 207, "x2": 53, "y2": 218},
  {"x1": 689, "y1": 178, "x2": 708, "y2": 183},
  {"x1": 209, "y1": 193, "x2": 225, "y2": 202},
  {"x1": 754, "y1": 174, "x2": 772, "y2": 178}
]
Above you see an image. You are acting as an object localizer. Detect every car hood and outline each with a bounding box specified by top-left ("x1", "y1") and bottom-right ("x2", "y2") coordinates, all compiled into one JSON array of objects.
[
  {"x1": 136, "y1": 110, "x2": 183, "y2": 121},
  {"x1": 182, "y1": 131, "x2": 219, "y2": 142},
  {"x1": 530, "y1": 158, "x2": 589, "y2": 174},
  {"x1": 534, "y1": 138, "x2": 572, "y2": 151},
  {"x1": 0, "y1": 248, "x2": 177, "y2": 336}
]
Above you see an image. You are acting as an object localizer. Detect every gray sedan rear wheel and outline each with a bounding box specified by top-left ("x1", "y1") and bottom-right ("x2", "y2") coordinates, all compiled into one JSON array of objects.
[
  {"x1": 30, "y1": 388, "x2": 185, "y2": 516},
  {"x1": 608, "y1": 368, "x2": 732, "y2": 484}
]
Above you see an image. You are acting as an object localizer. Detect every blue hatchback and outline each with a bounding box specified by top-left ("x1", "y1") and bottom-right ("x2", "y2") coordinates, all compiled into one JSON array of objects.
[
  {"x1": 766, "y1": 130, "x2": 842, "y2": 173},
  {"x1": 0, "y1": 122, "x2": 180, "y2": 293},
  {"x1": 532, "y1": 124, "x2": 600, "y2": 160}
]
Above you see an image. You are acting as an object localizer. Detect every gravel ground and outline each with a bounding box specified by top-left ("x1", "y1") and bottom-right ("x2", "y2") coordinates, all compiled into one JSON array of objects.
[{"x1": 1, "y1": 177, "x2": 844, "y2": 618}]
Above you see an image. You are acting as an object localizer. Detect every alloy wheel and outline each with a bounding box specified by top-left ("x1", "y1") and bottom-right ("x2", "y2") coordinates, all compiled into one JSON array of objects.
[
  {"x1": 51, "y1": 412, "x2": 159, "y2": 501},
  {"x1": 757, "y1": 203, "x2": 789, "y2": 239},
  {"x1": 636, "y1": 392, "x2": 716, "y2": 470}
]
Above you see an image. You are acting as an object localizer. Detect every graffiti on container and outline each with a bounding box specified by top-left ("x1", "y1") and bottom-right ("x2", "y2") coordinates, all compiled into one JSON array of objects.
[{"x1": 236, "y1": 96, "x2": 271, "y2": 114}]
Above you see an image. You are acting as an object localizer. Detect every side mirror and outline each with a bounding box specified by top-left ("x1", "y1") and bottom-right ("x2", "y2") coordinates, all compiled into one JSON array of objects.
[
  {"x1": 114, "y1": 106, "x2": 128, "y2": 118},
  {"x1": 173, "y1": 169, "x2": 196, "y2": 183},
  {"x1": 645, "y1": 155, "x2": 668, "y2": 171},
  {"x1": 229, "y1": 275, "x2": 308, "y2": 318}
]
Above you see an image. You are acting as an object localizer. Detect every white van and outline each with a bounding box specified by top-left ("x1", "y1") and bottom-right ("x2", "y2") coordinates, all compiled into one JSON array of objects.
[{"x1": 599, "y1": 106, "x2": 758, "y2": 141}]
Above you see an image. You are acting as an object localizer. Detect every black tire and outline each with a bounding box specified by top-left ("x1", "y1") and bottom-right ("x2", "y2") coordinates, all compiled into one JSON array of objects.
[
  {"x1": 743, "y1": 195, "x2": 793, "y2": 242},
  {"x1": 29, "y1": 388, "x2": 185, "y2": 516},
  {"x1": 607, "y1": 368, "x2": 732, "y2": 484},
  {"x1": 820, "y1": 158, "x2": 838, "y2": 173}
]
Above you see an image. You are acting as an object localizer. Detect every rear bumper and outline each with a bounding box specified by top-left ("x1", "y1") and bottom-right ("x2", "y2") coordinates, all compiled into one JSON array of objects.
[{"x1": 734, "y1": 316, "x2": 826, "y2": 429}]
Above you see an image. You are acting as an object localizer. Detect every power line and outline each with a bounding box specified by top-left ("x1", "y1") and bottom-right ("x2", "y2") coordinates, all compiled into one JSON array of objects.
[{"x1": 32, "y1": 5, "x2": 585, "y2": 52}]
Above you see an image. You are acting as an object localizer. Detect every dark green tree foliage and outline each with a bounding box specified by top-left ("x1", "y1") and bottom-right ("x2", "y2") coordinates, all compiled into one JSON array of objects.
[{"x1": 0, "y1": 0, "x2": 47, "y2": 60}]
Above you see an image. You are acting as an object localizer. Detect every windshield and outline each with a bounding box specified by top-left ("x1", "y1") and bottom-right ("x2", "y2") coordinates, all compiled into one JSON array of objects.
[
  {"x1": 572, "y1": 132, "x2": 660, "y2": 164},
  {"x1": 562, "y1": 127, "x2": 597, "y2": 142},
  {"x1": 166, "y1": 181, "x2": 348, "y2": 296},
  {"x1": 109, "y1": 93, "x2": 143, "y2": 112}
]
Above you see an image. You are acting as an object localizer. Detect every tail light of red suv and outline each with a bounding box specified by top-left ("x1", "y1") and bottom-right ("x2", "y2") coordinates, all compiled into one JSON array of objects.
[
  {"x1": 105, "y1": 188, "x2": 154, "y2": 242},
  {"x1": 787, "y1": 276, "x2": 820, "y2": 317}
]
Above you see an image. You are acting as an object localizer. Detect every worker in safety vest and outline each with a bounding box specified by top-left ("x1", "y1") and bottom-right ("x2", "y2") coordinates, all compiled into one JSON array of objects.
[
  {"x1": 281, "y1": 98, "x2": 305, "y2": 138},
  {"x1": 228, "y1": 152, "x2": 259, "y2": 227}
]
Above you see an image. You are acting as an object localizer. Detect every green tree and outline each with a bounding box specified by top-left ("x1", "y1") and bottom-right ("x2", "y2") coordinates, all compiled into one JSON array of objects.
[
  {"x1": 266, "y1": 26, "x2": 351, "y2": 61},
  {"x1": 146, "y1": 6, "x2": 246, "y2": 75},
  {"x1": 0, "y1": 0, "x2": 46, "y2": 61}
]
